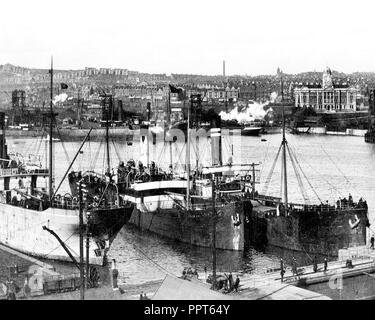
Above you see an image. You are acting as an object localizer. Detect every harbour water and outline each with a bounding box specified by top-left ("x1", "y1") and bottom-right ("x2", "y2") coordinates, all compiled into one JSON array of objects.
[{"x1": 6, "y1": 132, "x2": 375, "y2": 287}]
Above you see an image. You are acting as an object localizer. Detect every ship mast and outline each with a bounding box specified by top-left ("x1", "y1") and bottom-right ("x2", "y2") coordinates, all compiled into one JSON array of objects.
[
  {"x1": 211, "y1": 173, "x2": 217, "y2": 288},
  {"x1": 282, "y1": 105, "x2": 288, "y2": 208},
  {"x1": 106, "y1": 96, "x2": 110, "y2": 174},
  {"x1": 186, "y1": 96, "x2": 191, "y2": 210},
  {"x1": 49, "y1": 57, "x2": 54, "y2": 200},
  {"x1": 168, "y1": 89, "x2": 173, "y2": 171}
]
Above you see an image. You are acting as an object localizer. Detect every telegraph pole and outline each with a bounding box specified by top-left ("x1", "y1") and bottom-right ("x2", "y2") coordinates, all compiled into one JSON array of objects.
[
  {"x1": 211, "y1": 173, "x2": 217, "y2": 288},
  {"x1": 282, "y1": 105, "x2": 288, "y2": 208},
  {"x1": 49, "y1": 57, "x2": 54, "y2": 201},
  {"x1": 86, "y1": 214, "x2": 90, "y2": 290},
  {"x1": 78, "y1": 180, "x2": 85, "y2": 300}
]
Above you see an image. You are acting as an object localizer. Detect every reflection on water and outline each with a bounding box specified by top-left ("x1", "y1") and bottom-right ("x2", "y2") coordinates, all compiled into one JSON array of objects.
[
  {"x1": 109, "y1": 225, "x2": 328, "y2": 286},
  {"x1": 303, "y1": 274, "x2": 375, "y2": 300},
  {"x1": 109, "y1": 225, "x2": 282, "y2": 285}
]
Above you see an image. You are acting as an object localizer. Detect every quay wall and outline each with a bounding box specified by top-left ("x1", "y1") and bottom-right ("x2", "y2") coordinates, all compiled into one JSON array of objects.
[{"x1": 295, "y1": 127, "x2": 367, "y2": 136}]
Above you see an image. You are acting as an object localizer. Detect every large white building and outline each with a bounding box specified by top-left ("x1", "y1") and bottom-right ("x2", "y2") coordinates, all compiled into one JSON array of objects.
[{"x1": 294, "y1": 67, "x2": 358, "y2": 112}]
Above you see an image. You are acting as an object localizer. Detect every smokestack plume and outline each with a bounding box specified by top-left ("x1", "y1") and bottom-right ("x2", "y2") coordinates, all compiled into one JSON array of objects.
[{"x1": 223, "y1": 60, "x2": 226, "y2": 77}]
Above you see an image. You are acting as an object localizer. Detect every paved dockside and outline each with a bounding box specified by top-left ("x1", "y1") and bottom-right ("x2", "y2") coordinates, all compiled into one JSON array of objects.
[{"x1": 3, "y1": 242, "x2": 374, "y2": 300}]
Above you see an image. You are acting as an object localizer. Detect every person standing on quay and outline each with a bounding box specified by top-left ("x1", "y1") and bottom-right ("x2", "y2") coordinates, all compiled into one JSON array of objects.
[
  {"x1": 292, "y1": 257, "x2": 297, "y2": 277},
  {"x1": 280, "y1": 258, "x2": 285, "y2": 282},
  {"x1": 370, "y1": 235, "x2": 374, "y2": 249},
  {"x1": 313, "y1": 256, "x2": 318, "y2": 273}
]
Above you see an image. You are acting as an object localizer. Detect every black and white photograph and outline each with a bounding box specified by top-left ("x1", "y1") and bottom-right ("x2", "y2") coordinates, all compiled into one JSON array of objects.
[{"x1": 0, "y1": 0, "x2": 375, "y2": 309}]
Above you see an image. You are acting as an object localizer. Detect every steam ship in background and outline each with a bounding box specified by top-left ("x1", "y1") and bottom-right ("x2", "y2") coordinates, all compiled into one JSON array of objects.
[{"x1": 241, "y1": 123, "x2": 263, "y2": 136}]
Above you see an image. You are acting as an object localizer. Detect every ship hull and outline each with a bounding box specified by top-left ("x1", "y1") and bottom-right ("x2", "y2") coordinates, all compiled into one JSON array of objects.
[
  {"x1": 241, "y1": 127, "x2": 262, "y2": 136},
  {"x1": 56, "y1": 127, "x2": 134, "y2": 142},
  {"x1": 127, "y1": 199, "x2": 251, "y2": 251},
  {"x1": 247, "y1": 204, "x2": 369, "y2": 258},
  {"x1": 0, "y1": 203, "x2": 133, "y2": 265}
]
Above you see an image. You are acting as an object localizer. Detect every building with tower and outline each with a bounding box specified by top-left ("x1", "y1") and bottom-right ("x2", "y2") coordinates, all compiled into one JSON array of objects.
[{"x1": 294, "y1": 67, "x2": 359, "y2": 112}]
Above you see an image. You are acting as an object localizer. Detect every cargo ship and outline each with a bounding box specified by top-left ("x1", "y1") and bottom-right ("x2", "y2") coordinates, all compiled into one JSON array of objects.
[
  {"x1": 120, "y1": 163, "x2": 253, "y2": 251},
  {"x1": 117, "y1": 93, "x2": 254, "y2": 251},
  {"x1": 0, "y1": 62, "x2": 133, "y2": 266},
  {"x1": 245, "y1": 107, "x2": 370, "y2": 258}
]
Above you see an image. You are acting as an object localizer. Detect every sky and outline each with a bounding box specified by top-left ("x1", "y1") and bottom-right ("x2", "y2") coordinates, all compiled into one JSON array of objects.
[{"x1": 1, "y1": 0, "x2": 375, "y2": 75}]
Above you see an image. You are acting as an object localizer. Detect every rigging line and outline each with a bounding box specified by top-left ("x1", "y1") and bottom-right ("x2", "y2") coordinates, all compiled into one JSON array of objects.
[
  {"x1": 129, "y1": 241, "x2": 176, "y2": 277},
  {"x1": 283, "y1": 142, "x2": 308, "y2": 202},
  {"x1": 110, "y1": 136, "x2": 121, "y2": 164},
  {"x1": 55, "y1": 127, "x2": 72, "y2": 165},
  {"x1": 175, "y1": 141, "x2": 186, "y2": 171},
  {"x1": 286, "y1": 147, "x2": 304, "y2": 200},
  {"x1": 35, "y1": 130, "x2": 46, "y2": 157},
  {"x1": 40, "y1": 231, "x2": 77, "y2": 259},
  {"x1": 24, "y1": 135, "x2": 37, "y2": 156},
  {"x1": 157, "y1": 143, "x2": 167, "y2": 167},
  {"x1": 288, "y1": 146, "x2": 322, "y2": 203},
  {"x1": 291, "y1": 144, "x2": 343, "y2": 199},
  {"x1": 91, "y1": 134, "x2": 104, "y2": 171},
  {"x1": 262, "y1": 143, "x2": 283, "y2": 195},
  {"x1": 287, "y1": 144, "x2": 323, "y2": 203},
  {"x1": 279, "y1": 154, "x2": 283, "y2": 200},
  {"x1": 174, "y1": 143, "x2": 186, "y2": 172},
  {"x1": 286, "y1": 144, "x2": 310, "y2": 204},
  {"x1": 87, "y1": 132, "x2": 92, "y2": 169},
  {"x1": 319, "y1": 145, "x2": 356, "y2": 192},
  {"x1": 101, "y1": 140, "x2": 106, "y2": 176},
  {"x1": 106, "y1": 213, "x2": 177, "y2": 277}
]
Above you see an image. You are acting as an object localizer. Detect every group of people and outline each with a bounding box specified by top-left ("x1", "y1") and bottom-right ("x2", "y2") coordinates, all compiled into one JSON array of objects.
[
  {"x1": 181, "y1": 267, "x2": 241, "y2": 294},
  {"x1": 336, "y1": 194, "x2": 368, "y2": 210},
  {"x1": 280, "y1": 257, "x2": 299, "y2": 282},
  {"x1": 280, "y1": 256, "x2": 328, "y2": 282},
  {"x1": 278, "y1": 194, "x2": 368, "y2": 215},
  {"x1": 117, "y1": 160, "x2": 171, "y2": 190},
  {"x1": 139, "y1": 292, "x2": 150, "y2": 300},
  {"x1": 181, "y1": 267, "x2": 199, "y2": 279},
  {"x1": 222, "y1": 273, "x2": 240, "y2": 293}
]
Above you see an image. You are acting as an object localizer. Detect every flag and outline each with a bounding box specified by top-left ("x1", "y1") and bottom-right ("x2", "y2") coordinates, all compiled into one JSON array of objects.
[
  {"x1": 60, "y1": 83, "x2": 68, "y2": 90},
  {"x1": 169, "y1": 84, "x2": 182, "y2": 93},
  {"x1": 169, "y1": 84, "x2": 186, "y2": 100}
]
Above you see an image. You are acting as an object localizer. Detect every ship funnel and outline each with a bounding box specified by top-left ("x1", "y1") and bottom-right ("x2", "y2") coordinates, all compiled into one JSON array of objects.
[
  {"x1": 210, "y1": 128, "x2": 221, "y2": 166},
  {"x1": 0, "y1": 112, "x2": 7, "y2": 160}
]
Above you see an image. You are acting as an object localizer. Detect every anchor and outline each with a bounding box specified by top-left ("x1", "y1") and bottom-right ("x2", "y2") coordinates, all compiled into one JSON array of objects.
[
  {"x1": 349, "y1": 214, "x2": 360, "y2": 229},
  {"x1": 231, "y1": 213, "x2": 241, "y2": 227}
]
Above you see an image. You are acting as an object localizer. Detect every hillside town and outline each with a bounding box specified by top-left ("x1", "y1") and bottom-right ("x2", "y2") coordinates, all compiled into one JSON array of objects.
[
  {"x1": 1, "y1": 62, "x2": 375, "y2": 138},
  {"x1": 0, "y1": 62, "x2": 374, "y2": 134}
]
